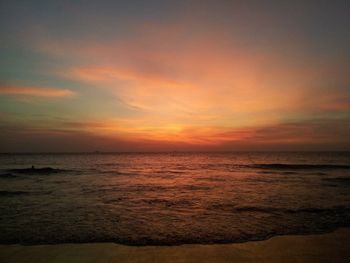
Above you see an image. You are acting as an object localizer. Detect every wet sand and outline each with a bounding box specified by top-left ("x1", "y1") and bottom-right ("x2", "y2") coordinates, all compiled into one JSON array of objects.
[{"x1": 1, "y1": 228, "x2": 349, "y2": 263}]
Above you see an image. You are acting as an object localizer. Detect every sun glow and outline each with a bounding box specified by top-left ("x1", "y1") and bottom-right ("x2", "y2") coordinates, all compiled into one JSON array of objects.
[{"x1": 1, "y1": 1, "x2": 349, "y2": 151}]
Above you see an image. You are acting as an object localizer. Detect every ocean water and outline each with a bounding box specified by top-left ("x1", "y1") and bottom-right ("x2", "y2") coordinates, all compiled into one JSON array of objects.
[{"x1": 0, "y1": 152, "x2": 350, "y2": 245}]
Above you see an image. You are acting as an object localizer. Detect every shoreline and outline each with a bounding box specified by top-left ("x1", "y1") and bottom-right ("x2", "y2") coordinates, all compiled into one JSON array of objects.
[{"x1": 1, "y1": 228, "x2": 349, "y2": 263}]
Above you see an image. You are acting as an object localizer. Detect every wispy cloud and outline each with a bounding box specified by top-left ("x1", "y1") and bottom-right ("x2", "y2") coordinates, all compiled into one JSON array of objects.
[{"x1": 0, "y1": 84, "x2": 75, "y2": 98}]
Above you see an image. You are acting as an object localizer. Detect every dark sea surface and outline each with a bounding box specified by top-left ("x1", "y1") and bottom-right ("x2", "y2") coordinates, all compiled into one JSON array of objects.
[{"x1": 0, "y1": 152, "x2": 350, "y2": 245}]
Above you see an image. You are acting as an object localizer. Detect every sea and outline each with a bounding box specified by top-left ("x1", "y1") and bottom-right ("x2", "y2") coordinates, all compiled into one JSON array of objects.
[{"x1": 0, "y1": 152, "x2": 350, "y2": 245}]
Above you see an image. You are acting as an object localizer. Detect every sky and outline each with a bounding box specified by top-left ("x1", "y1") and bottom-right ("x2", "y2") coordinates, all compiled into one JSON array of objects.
[{"x1": 0, "y1": 0, "x2": 350, "y2": 152}]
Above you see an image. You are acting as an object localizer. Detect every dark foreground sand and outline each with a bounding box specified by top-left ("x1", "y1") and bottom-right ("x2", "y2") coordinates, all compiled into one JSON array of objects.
[{"x1": 1, "y1": 228, "x2": 349, "y2": 263}]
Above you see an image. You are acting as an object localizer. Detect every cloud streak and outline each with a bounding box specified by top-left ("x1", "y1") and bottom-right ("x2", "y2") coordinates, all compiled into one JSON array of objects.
[{"x1": 0, "y1": 84, "x2": 75, "y2": 98}]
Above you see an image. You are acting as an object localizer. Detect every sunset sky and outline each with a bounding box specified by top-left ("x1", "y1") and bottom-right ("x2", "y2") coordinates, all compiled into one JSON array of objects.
[{"x1": 1, "y1": 0, "x2": 349, "y2": 152}]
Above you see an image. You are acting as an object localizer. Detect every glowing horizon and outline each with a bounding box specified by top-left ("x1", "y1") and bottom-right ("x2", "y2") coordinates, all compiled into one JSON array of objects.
[{"x1": 1, "y1": 1, "x2": 349, "y2": 152}]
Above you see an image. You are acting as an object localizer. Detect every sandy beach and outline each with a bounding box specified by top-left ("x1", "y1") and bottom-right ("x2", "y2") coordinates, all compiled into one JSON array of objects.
[{"x1": 1, "y1": 228, "x2": 349, "y2": 263}]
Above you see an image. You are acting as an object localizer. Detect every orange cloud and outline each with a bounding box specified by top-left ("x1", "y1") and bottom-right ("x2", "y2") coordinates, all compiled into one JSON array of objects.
[
  {"x1": 2, "y1": 116, "x2": 349, "y2": 152},
  {"x1": 0, "y1": 84, "x2": 75, "y2": 98},
  {"x1": 23, "y1": 20, "x2": 350, "y2": 148}
]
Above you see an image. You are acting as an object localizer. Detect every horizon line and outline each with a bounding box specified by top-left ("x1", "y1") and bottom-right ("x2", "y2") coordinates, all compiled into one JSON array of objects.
[{"x1": 1, "y1": 150, "x2": 350, "y2": 154}]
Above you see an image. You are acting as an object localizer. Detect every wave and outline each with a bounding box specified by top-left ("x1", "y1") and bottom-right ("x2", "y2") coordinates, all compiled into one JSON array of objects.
[
  {"x1": 250, "y1": 163, "x2": 350, "y2": 170},
  {"x1": 7, "y1": 167, "x2": 68, "y2": 175},
  {"x1": 142, "y1": 198, "x2": 194, "y2": 207},
  {"x1": 236, "y1": 206, "x2": 350, "y2": 214},
  {"x1": 323, "y1": 177, "x2": 350, "y2": 185},
  {"x1": 209, "y1": 203, "x2": 350, "y2": 214},
  {"x1": 0, "y1": 190, "x2": 52, "y2": 197},
  {"x1": 0, "y1": 190, "x2": 30, "y2": 196},
  {"x1": 0, "y1": 173, "x2": 18, "y2": 179}
]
